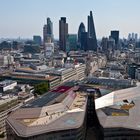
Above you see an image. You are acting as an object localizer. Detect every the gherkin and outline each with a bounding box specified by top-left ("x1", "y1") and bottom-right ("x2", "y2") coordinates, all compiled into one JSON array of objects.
[{"x1": 78, "y1": 22, "x2": 86, "y2": 43}]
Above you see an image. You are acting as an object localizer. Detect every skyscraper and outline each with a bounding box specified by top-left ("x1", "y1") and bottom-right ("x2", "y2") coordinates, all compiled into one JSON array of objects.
[
  {"x1": 87, "y1": 11, "x2": 98, "y2": 51},
  {"x1": 43, "y1": 18, "x2": 53, "y2": 44},
  {"x1": 101, "y1": 37, "x2": 108, "y2": 52},
  {"x1": 135, "y1": 33, "x2": 138, "y2": 41},
  {"x1": 110, "y1": 30, "x2": 119, "y2": 46},
  {"x1": 59, "y1": 17, "x2": 68, "y2": 52},
  {"x1": 78, "y1": 22, "x2": 86, "y2": 49},
  {"x1": 66, "y1": 34, "x2": 77, "y2": 52},
  {"x1": 33, "y1": 35, "x2": 42, "y2": 45},
  {"x1": 81, "y1": 32, "x2": 88, "y2": 51}
]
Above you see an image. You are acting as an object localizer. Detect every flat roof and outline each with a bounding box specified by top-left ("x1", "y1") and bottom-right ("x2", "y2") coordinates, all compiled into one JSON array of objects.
[
  {"x1": 16, "y1": 67, "x2": 33, "y2": 71},
  {"x1": 11, "y1": 72, "x2": 58, "y2": 81},
  {"x1": 0, "y1": 80, "x2": 16, "y2": 87},
  {"x1": 51, "y1": 86, "x2": 72, "y2": 93}
]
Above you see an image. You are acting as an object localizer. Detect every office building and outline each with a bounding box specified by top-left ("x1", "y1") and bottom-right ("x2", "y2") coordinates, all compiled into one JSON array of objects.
[
  {"x1": 46, "y1": 63, "x2": 86, "y2": 83},
  {"x1": 0, "y1": 80, "x2": 17, "y2": 93},
  {"x1": 128, "y1": 33, "x2": 138, "y2": 41},
  {"x1": 6, "y1": 85, "x2": 87, "y2": 140},
  {"x1": 0, "y1": 55, "x2": 14, "y2": 66},
  {"x1": 0, "y1": 100, "x2": 22, "y2": 136},
  {"x1": 127, "y1": 63, "x2": 140, "y2": 79},
  {"x1": 81, "y1": 32, "x2": 88, "y2": 51},
  {"x1": 101, "y1": 37, "x2": 108, "y2": 52},
  {"x1": 66, "y1": 34, "x2": 77, "y2": 52},
  {"x1": 43, "y1": 18, "x2": 53, "y2": 44},
  {"x1": 87, "y1": 11, "x2": 98, "y2": 51},
  {"x1": 59, "y1": 17, "x2": 68, "y2": 52},
  {"x1": 110, "y1": 30, "x2": 119, "y2": 48},
  {"x1": 44, "y1": 42, "x2": 54, "y2": 57},
  {"x1": 85, "y1": 77, "x2": 134, "y2": 89},
  {"x1": 33, "y1": 36, "x2": 42, "y2": 45},
  {"x1": 135, "y1": 33, "x2": 138, "y2": 41},
  {"x1": 74, "y1": 63, "x2": 86, "y2": 80},
  {"x1": 108, "y1": 37, "x2": 115, "y2": 50},
  {"x1": 11, "y1": 72, "x2": 60, "y2": 89},
  {"x1": 128, "y1": 33, "x2": 131, "y2": 40},
  {"x1": 132, "y1": 32, "x2": 135, "y2": 40},
  {"x1": 78, "y1": 22, "x2": 86, "y2": 49},
  {"x1": 135, "y1": 68, "x2": 140, "y2": 80},
  {"x1": 95, "y1": 85, "x2": 140, "y2": 139}
]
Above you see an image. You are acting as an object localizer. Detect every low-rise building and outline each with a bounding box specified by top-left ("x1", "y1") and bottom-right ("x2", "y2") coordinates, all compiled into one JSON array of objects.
[
  {"x1": 47, "y1": 63, "x2": 86, "y2": 83},
  {"x1": 95, "y1": 85, "x2": 140, "y2": 139},
  {"x1": 6, "y1": 85, "x2": 87, "y2": 140},
  {"x1": 44, "y1": 42, "x2": 54, "y2": 57},
  {"x1": 0, "y1": 80, "x2": 17, "y2": 93},
  {"x1": 85, "y1": 77, "x2": 135, "y2": 89},
  {"x1": 11, "y1": 72, "x2": 60, "y2": 89},
  {"x1": 0, "y1": 55, "x2": 14, "y2": 66},
  {"x1": 136, "y1": 68, "x2": 140, "y2": 81}
]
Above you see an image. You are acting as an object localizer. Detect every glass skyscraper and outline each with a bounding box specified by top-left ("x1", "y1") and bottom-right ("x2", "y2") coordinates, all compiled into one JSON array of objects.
[
  {"x1": 87, "y1": 11, "x2": 98, "y2": 51},
  {"x1": 78, "y1": 22, "x2": 86, "y2": 50},
  {"x1": 43, "y1": 17, "x2": 53, "y2": 44}
]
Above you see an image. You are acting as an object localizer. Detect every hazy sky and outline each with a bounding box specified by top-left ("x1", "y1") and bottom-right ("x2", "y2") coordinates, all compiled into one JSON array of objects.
[{"x1": 0, "y1": 0, "x2": 140, "y2": 39}]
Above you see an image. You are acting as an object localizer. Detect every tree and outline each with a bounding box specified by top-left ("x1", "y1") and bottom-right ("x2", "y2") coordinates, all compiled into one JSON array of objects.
[{"x1": 34, "y1": 82, "x2": 49, "y2": 95}]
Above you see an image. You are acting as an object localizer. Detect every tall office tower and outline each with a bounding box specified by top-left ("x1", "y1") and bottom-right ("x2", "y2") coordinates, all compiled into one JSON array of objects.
[
  {"x1": 43, "y1": 17, "x2": 53, "y2": 44},
  {"x1": 59, "y1": 17, "x2": 68, "y2": 52},
  {"x1": 132, "y1": 33, "x2": 135, "y2": 40},
  {"x1": 78, "y1": 22, "x2": 86, "y2": 49},
  {"x1": 81, "y1": 32, "x2": 88, "y2": 51},
  {"x1": 108, "y1": 37, "x2": 115, "y2": 51},
  {"x1": 110, "y1": 30, "x2": 119, "y2": 49},
  {"x1": 128, "y1": 33, "x2": 131, "y2": 40},
  {"x1": 66, "y1": 34, "x2": 77, "y2": 52},
  {"x1": 43, "y1": 24, "x2": 47, "y2": 44},
  {"x1": 101, "y1": 37, "x2": 108, "y2": 52},
  {"x1": 87, "y1": 11, "x2": 98, "y2": 51},
  {"x1": 33, "y1": 36, "x2": 42, "y2": 45},
  {"x1": 135, "y1": 33, "x2": 138, "y2": 41}
]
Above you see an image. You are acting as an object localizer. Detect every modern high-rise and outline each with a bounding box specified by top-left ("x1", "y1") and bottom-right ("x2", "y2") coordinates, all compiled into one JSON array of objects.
[
  {"x1": 110, "y1": 30, "x2": 119, "y2": 47},
  {"x1": 101, "y1": 37, "x2": 108, "y2": 52},
  {"x1": 87, "y1": 11, "x2": 98, "y2": 51},
  {"x1": 59, "y1": 17, "x2": 68, "y2": 52},
  {"x1": 33, "y1": 36, "x2": 42, "y2": 45},
  {"x1": 78, "y1": 22, "x2": 86, "y2": 49},
  {"x1": 43, "y1": 18, "x2": 53, "y2": 44},
  {"x1": 66, "y1": 34, "x2": 77, "y2": 52},
  {"x1": 81, "y1": 32, "x2": 88, "y2": 51}
]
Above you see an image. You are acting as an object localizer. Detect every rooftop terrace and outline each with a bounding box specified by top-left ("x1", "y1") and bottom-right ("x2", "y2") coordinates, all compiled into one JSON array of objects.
[{"x1": 6, "y1": 89, "x2": 87, "y2": 137}]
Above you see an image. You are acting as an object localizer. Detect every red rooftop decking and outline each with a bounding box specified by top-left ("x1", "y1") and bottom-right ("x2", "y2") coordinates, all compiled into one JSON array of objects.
[{"x1": 51, "y1": 86, "x2": 72, "y2": 93}]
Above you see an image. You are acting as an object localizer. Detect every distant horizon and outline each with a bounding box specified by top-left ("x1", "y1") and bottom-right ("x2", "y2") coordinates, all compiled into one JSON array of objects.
[{"x1": 0, "y1": 0, "x2": 140, "y2": 39}]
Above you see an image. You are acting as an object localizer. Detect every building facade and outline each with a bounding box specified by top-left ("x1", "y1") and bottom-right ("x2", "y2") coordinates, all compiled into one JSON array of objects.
[
  {"x1": 66, "y1": 34, "x2": 77, "y2": 52},
  {"x1": 87, "y1": 11, "x2": 98, "y2": 51},
  {"x1": 33, "y1": 36, "x2": 42, "y2": 45},
  {"x1": 110, "y1": 30, "x2": 119, "y2": 49},
  {"x1": 78, "y1": 22, "x2": 86, "y2": 50},
  {"x1": 43, "y1": 18, "x2": 53, "y2": 44},
  {"x1": 6, "y1": 86, "x2": 87, "y2": 140},
  {"x1": 59, "y1": 17, "x2": 68, "y2": 52}
]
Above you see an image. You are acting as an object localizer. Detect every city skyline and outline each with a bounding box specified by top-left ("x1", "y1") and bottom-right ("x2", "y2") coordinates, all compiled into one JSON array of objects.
[{"x1": 0, "y1": 0, "x2": 140, "y2": 39}]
